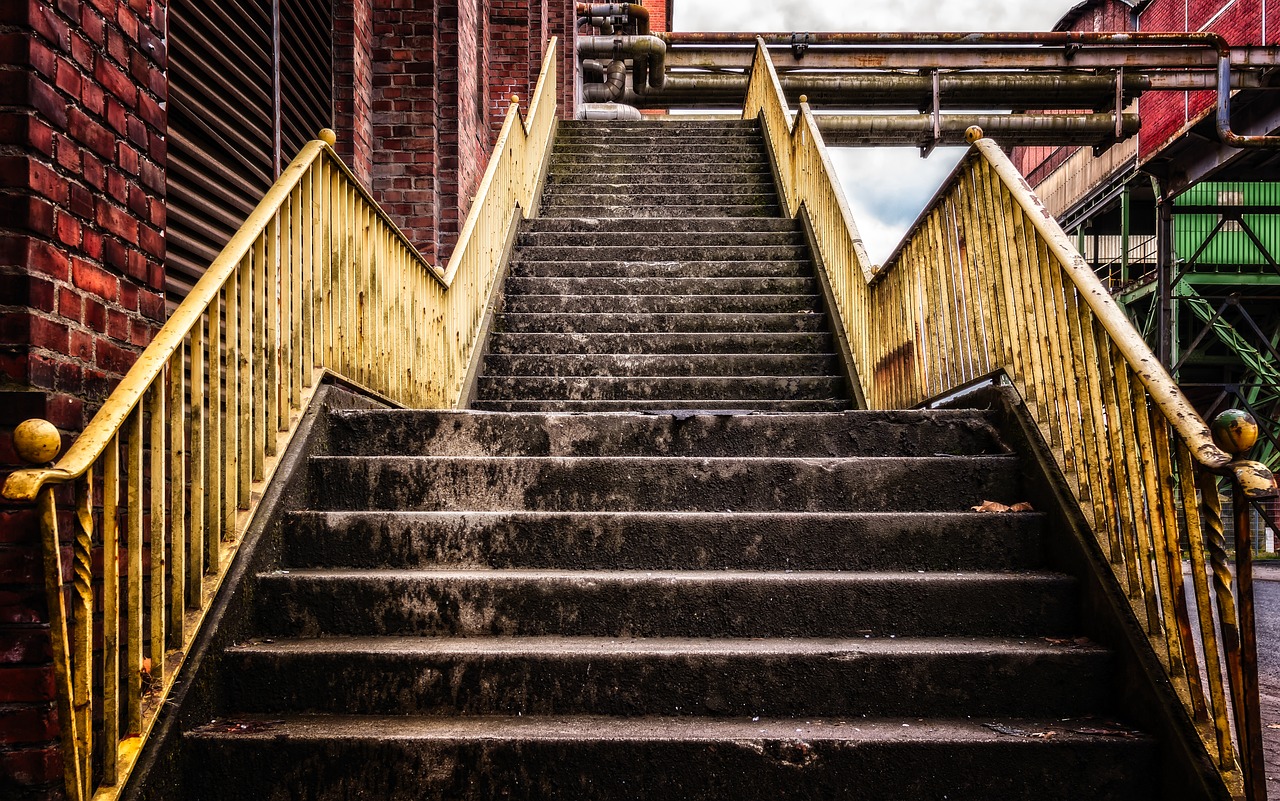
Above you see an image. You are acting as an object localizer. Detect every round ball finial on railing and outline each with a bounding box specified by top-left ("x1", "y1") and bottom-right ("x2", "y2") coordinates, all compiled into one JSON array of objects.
[
  {"x1": 1212, "y1": 409, "x2": 1259, "y2": 456},
  {"x1": 318, "y1": 128, "x2": 337, "y2": 147},
  {"x1": 13, "y1": 419, "x2": 61, "y2": 465},
  {"x1": 799, "y1": 94, "x2": 808, "y2": 104},
  {"x1": 511, "y1": 94, "x2": 520, "y2": 105},
  {"x1": 964, "y1": 126, "x2": 984, "y2": 144}
]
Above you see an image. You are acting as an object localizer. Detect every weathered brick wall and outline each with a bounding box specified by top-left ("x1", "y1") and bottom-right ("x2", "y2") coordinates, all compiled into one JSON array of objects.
[
  {"x1": 334, "y1": 0, "x2": 375, "y2": 186},
  {"x1": 0, "y1": 0, "x2": 167, "y2": 797},
  {"x1": 643, "y1": 0, "x2": 669, "y2": 32}
]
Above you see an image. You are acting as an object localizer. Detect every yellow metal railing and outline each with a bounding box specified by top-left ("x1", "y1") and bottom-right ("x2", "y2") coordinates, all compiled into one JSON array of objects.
[
  {"x1": 746, "y1": 37, "x2": 1276, "y2": 800},
  {"x1": 2, "y1": 38, "x2": 558, "y2": 801}
]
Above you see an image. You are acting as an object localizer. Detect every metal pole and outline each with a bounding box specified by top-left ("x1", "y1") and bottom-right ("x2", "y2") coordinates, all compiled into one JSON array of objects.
[{"x1": 1157, "y1": 194, "x2": 1174, "y2": 369}]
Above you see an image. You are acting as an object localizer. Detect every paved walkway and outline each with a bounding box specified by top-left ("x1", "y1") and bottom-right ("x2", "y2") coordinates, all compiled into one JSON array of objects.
[{"x1": 1253, "y1": 562, "x2": 1279, "y2": 798}]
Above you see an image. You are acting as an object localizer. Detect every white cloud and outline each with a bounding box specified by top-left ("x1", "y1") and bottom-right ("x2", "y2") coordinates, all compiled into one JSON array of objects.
[{"x1": 672, "y1": 0, "x2": 1082, "y2": 261}]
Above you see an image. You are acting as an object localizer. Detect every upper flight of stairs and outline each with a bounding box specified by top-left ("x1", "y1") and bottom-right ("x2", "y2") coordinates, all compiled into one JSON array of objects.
[
  {"x1": 143, "y1": 120, "x2": 1170, "y2": 801},
  {"x1": 475, "y1": 120, "x2": 850, "y2": 412}
]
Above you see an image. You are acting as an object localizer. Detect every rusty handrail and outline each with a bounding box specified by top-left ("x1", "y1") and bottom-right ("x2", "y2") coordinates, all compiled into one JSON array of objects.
[
  {"x1": 2, "y1": 39, "x2": 558, "y2": 801},
  {"x1": 746, "y1": 36, "x2": 1275, "y2": 800}
]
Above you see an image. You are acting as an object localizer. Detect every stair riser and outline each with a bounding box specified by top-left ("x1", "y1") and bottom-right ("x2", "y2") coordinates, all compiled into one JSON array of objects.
[
  {"x1": 517, "y1": 232, "x2": 806, "y2": 247},
  {"x1": 327, "y1": 410, "x2": 1008, "y2": 458},
  {"x1": 541, "y1": 205, "x2": 778, "y2": 218},
  {"x1": 471, "y1": 400, "x2": 854, "y2": 412},
  {"x1": 516, "y1": 246, "x2": 802, "y2": 262},
  {"x1": 283, "y1": 511, "x2": 1047, "y2": 571},
  {"x1": 483, "y1": 353, "x2": 837, "y2": 377},
  {"x1": 503, "y1": 277, "x2": 818, "y2": 296},
  {"x1": 500, "y1": 295, "x2": 821, "y2": 315},
  {"x1": 511, "y1": 262, "x2": 813, "y2": 278},
  {"x1": 308, "y1": 456, "x2": 1022, "y2": 512},
  {"x1": 551, "y1": 154, "x2": 771, "y2": 167},
  {"x1": 553, "y1": 144, "x2": 768, "y2": 156},
  {"x1": 254, "y1": 574, "x2": 1076, "y2": 638},
  {"x1": 549, "y1": 163, "x2": 772, "y2": 176},
  {"x1": 489, "y1": 331, "x2": 831, "y2": 354},
  {"x1": 554, "y1": 135, "x2": 766, "y2": 146},
  {"x1": 474, "y1": 375, "x2": 844, "y2": 401},
  {"x1": 494, "y1": 313, "x2": 828, "y2": 334},
  {"x1": 226, "y1": 646, "x2": 1110, "y2": 718},
  {"x1": 525, "y1": 218, "x2": 797, "y2": 233},
  {"x1": 184, "y1": 736, "x2": 1156, "y2": 801},
  {"x1": 540, "y1": 195, "x2": 780, "y2": 210},
  {"x1": 545, "y1": 174, "x2": 776, "y2": 188},
  {"x1": 543, "y1": 183, "x2": 777, "y2": 198}
]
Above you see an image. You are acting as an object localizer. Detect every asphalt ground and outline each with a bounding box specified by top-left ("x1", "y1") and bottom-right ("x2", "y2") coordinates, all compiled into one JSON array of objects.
[{"x1": 1253, "y1": 562, "x2": 1279, "y2": 798}]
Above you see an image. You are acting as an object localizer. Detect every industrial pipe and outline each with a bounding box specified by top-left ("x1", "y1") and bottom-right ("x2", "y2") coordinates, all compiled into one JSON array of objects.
[
  {"x1": 617, "y1": 71, "x2": 1150, "y2": 110},
  {"x1": 1217, "y1": 55, "x2": 1280, "y2": 147},
  {"x1": 576, "y1": 3, "x2": 649, "y2": 35},
  {"x1": 813, "y1": 112, "x2": 1141, "y2": 147},
  {"x1": 582, "y1": 58, "x2": 606, "y2": 83},
  {"x1": 583, "y1": 59, "x2": 628, "y2": 102},
  {"x1": 578, "y1": 35, "x2": 666, "y2": 91},
  {"x1": 579, "y1": 102, "x2": 644, "y2": 121}
]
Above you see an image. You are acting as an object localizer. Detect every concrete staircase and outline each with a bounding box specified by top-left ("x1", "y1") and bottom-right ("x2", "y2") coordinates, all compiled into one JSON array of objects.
[
  {"x1": 475, "y1": 120, "x2": 849, "y2": 412},
  {"x1": 164, "y1": 121, "x2": 1160, "y2": 799}
]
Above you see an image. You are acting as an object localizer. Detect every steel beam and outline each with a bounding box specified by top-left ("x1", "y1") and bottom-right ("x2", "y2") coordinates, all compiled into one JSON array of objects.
[{"x1": 814, "y1": 112, "x2": 1140, "y2": 147}]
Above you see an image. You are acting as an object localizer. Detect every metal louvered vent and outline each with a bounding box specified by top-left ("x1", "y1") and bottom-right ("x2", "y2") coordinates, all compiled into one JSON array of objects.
[{"x1": 167, "y1": 0, "x2": 333, "y2": 301}]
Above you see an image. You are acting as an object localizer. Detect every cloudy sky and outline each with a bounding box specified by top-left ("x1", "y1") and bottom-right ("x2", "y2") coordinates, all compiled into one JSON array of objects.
[{"x1": 673, "y1": 0, "x2": 1084, "y2": 262}]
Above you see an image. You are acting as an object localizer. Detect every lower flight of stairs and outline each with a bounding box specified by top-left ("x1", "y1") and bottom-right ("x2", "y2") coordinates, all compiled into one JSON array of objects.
[{"x1": 177, "y1": 408, "x2": 1156, "y2": 800}]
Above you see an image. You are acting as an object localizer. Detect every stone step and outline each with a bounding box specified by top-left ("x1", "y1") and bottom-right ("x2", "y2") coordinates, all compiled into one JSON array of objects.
[
  {"x1": 510, "y1": 260, "x2": 813, "y2": 278},
  {"x1": 548, "y1": 161, "x2": 772, "y2": 176},
  {"x1": 223, "y1": 635, "x2": 1108, "y2": 719},
  {"x1": 500, "y1": 293, "x2": 822, "y2": 315},
  {"x1": 308, "y1": 454, "x2": 1022, "y2": 512},
  {"x1": 503, "y1": 276, "x2": 818, "y2": 296},
  {"x1": 470, "y1": 399, "x2": 854, "y2": 412},
  {"x1": 554, "y1": 134, "x2": 766, "y2": 146},
  {"x1": 475, "y1": 374, "x2": 844, "y2": 401},
  {"x1": 551, "y1": 153, "x2": 771, "y2": 166},
  {"x1": 519, "y1": 229, "x2": 804, "y2": 247},
  {"x1": 538, "y1": 194, "x2": 780, "y2": 211},
  {"x1": 326, "y1": 410, "x2": 1008, "y2": 458},
  {"x1": 254, "y1": 569, "x2": 1076, "y2": 639},
  {"x1": 488, "y1": 331, "x2": 833, "y2": 353},
  {"x1": 545, "y1": 171, "x2": 775, "y2": 187},
  {"x1": 494, "y1": 312, "x2": 828, "y2": 334},
  {"x1": 483, "y1": 353, "x2": 837, "y2": 377},
  {"x1": 559, "y1": 119, "x2": 762, "y2": 131},
  {"x1": 282, "y1": 510, "x2": 1047, "y2": 571},
  {"x1": 184, "y1": 714, "x2": 1156, "y2": 801},
  {"x1": 552, "y1": 143, "x2": 767, "y2": 156},
  {"x1": 524, "y1": 217, "x2": 798, "y2": 234},
  {"x1": 542, "y1": 204, "x2": 779, "y2": 218}
]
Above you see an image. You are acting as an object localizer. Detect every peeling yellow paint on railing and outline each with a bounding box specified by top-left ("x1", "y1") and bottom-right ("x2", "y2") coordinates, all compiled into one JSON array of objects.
[
  {"x1": 745, "y1": 36, "x2": 1274, "y2": 801},
  {"x1": 2, "y1": 38, "x2": 559, "y2": 801}
]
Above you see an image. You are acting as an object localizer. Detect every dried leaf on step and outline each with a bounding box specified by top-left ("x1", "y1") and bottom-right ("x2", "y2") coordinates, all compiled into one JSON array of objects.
[{"x1": 970, "y1": 500, "x2": 1034, "y2": 513}]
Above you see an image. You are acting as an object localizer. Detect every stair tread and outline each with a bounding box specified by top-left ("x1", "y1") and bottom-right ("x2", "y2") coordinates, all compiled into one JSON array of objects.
[
  {"x1": 229, "y1": 634, "x2": 1103, "y2": 658},
  {"x1": 262, "y1": 567, "x2": 1066, "y2": 583},
  {"x1": 188, "y1": 713, "x2": 1148, "y2": 744}
]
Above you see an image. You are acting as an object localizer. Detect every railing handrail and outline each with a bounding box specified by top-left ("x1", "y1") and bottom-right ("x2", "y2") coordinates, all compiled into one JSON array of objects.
[
  {"x1": 3, "y1": 38, "x2": 562, "y2": 506},
  {"x1": 1, "y1": 138, "x2": 435, "y2": 504},
  {"x1": 746, "y1": 36, "x2": 1276, "y2": 800}
]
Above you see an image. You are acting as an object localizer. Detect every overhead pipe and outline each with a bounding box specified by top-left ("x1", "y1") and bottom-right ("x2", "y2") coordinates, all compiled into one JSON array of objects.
[
  {"x1": 579, "y1": 102, "x2": 644, "y2": 121},
  {"x1": 813, "y1": 112, "x2": 1141, "y2": 147},
  {"x1": 582, "y1": 58, "x2": 606, "y2": 83},
  {"x1": 576, "y1": 3, "x2": 649, "y2": 35},
  {"x1": 583, "y1": 59, "x2": 628, "y2": 103},
  {"x1": 617, "y1": 71, "x2": 1150, "y2": 110},
  {"x1": 1217, "y1": 54, "x2": 1280, "y2": 147},
  {"x1": 578, "y1": 35, "x2": 666, "y2": 92}
]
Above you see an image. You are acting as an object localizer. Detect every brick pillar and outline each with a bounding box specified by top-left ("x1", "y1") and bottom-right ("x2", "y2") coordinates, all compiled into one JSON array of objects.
[
  {"x1": 371, "y1": 0, "x2": 442, "y2": 265},
  {"x1": 334, "y1": 0, "x2": 375, "y2": 188},
  {"x1": 0, "y1": 1, "x2": 168, "y2": 798}
]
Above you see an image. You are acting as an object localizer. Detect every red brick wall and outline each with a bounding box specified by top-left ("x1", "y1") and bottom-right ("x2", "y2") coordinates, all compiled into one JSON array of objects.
[
  {"x1": 0, "y1": 0, "x2": 168, "y2": 796},
  {"x1": 489, "y1": 1, "x2": 545, "y2": 142},
  {"x1": 643, "y1": 0, "x2": 669, "y2": 32},
  {"x1": 334, "y1": 0, "x2": 375, "y2": 186}
]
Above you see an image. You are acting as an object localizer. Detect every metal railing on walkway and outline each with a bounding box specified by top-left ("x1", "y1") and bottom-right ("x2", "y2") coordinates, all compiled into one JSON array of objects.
[
  {"x1": 2, "y1": 38, "x2": 558, "y2": 801},
  {"x1": 745, "y1": 36, "x2": 1277, "y2": 801}
]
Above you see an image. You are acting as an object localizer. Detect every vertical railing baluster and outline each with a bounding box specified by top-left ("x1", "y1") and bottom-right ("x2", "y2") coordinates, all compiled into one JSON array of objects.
[
  {"x1": 37, "y1": 486, "x2": 84, "y2": 801},
  {"x1": 238, "y1": 256, "x2": 253, "y2": 509},
  {"x1": 102, "y1": 437, "x2": 120, "y2": 784},
  {"x1": 72, "y1": 470, "x2": 92, "y2": 800},
  {"x1": 206, "y1": 294, "x2": 222, "y2": 574},
  {"x1": 148, "y1": 380, "x2": 165, "y2": 685},
  {"x1": 167, "y1": 353, "x2": 185, "y2": 644},
  {"x1": 125, "y1": 405, "x2": 143, "y2": 736},
  {"x1": 188, "y1": 319, "x2": 205, "y2": 604}
]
